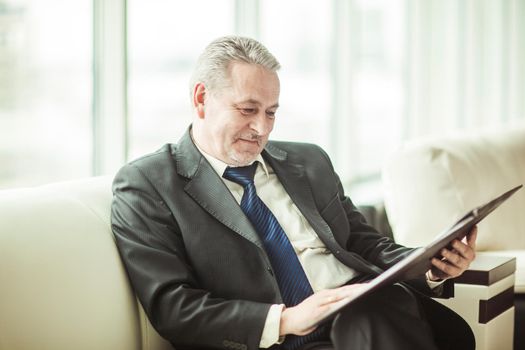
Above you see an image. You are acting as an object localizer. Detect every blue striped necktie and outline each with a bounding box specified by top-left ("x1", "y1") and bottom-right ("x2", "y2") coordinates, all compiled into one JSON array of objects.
[{"x1": 223, "y1": 162, "x2": 327, "y2": 349}]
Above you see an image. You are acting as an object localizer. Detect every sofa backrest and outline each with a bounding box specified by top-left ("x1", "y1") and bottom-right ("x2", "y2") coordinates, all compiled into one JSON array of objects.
[
  {"x1": 382, "y1": 127, "x2": 525, "y2": 252},
  {"x1": 0, "y1": 176, "x2": 171, "y2": 350}
]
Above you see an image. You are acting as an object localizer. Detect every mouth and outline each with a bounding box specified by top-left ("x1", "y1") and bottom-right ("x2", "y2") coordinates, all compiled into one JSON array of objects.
[
  {"x1": 238, "y1": 138, "x2": 260, "y2": 146},
  {"x1": 229, "y1": 137, "x2": 265, "y2": 164}
]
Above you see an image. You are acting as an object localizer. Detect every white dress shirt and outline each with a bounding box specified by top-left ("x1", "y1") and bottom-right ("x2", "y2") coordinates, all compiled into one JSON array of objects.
[{"x1": 195, "y1": 145, "x2": 359, "y2": 347}]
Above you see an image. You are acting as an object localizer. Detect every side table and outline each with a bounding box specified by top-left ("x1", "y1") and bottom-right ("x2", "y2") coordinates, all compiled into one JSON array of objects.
[{"x1": 435, "y1": 253, "x2": 516, "y2": 350}]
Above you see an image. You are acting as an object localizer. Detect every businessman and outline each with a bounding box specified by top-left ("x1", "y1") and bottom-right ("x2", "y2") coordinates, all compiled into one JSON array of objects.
[{"x1": 111, "y1": 36, "x2": 477, "y2": 350}]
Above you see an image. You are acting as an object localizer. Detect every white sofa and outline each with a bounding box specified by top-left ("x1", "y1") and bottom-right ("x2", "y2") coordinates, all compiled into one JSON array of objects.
[
  {"x1": 2, "y1": 124, "x2": 523, "y2": 349},
  {"x1": 382, "y1": 126, "x2": 525, "y2": 292},
  {"x1": 382, "y1": 126, "x2": 525, "y2": 349},
  {"x1": 0, "y1": 176, "x2": 171, "y2": 350}
]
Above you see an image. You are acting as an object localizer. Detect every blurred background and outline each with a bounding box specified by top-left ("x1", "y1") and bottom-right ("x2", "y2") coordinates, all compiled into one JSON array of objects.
[{"x1": 1, "y1": 0, "x2": 524, "y2": 202}]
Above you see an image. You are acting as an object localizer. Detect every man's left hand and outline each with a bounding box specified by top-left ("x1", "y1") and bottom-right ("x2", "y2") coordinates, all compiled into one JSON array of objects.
[{"x1": 427, "y1": 225, "x2": 477, "y2": 281}]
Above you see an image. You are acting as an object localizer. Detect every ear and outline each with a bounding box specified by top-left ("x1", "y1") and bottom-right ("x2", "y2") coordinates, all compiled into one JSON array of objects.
[{"x1": 192, "y1": 83, "x2": 206, "y2": 119}]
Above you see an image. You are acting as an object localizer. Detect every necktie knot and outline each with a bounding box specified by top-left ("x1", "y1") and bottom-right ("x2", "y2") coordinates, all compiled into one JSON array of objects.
[{"x1": 223, "y1": 162, "x2": 258, "y2": 187}]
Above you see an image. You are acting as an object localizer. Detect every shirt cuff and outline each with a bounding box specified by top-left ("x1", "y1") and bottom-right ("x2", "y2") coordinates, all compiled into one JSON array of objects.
[
  {"x1": 259, "y1": 304, "x2": 285, "y2": 348},
  {"x1": 426, "y1": 271, "x2": 446, "y2": 289}
]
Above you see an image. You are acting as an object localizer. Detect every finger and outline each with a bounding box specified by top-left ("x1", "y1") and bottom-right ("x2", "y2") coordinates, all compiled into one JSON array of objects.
[
  {"x1": 444, "y1": 246, "x2": 473, "y2": 270},
  {"x1": 337, "y1": 283, "x2": 366, "y2": 292},
  {"x1": 440, "y1": 248, "x2": 462, "y2": 266},
  {"x1": 432, "y1": 257, "x2": 462, "y2": 278},
  {"x1": 467, "y1": 226, "x2": 478, "y2": 250},
  {"x1": 320, "y1": 295, "x2": 342, "y2": 305},
  {"x1": 314, "y1": 288, "x2": 338, "y2": 300},
  {"x1": 450, "y1": 240, "x2": 475, "y2": 262},
  {"x1": 337, "y1": 284, "x2": 367, "y2": 299},
  {"x1": 318, "y1": 291, "x2": 350, "y2": 306}
]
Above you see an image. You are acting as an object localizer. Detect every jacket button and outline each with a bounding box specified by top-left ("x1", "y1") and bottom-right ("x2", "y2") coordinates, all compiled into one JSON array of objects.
[{"x1": 267, "y1": 267, "x2": 274, "y2": 276}]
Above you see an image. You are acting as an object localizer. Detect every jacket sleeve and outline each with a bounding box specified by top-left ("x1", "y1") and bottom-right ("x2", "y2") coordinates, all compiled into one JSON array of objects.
[
  {"x1": 111, "y1": 163, "x2": 271, "y2": 349},
  {"x1": 339, "y1": 179, "x2": 454, "y2": 297},
  {"x1": 317, "y1": 147, "x2": 453, "y2": 298}
]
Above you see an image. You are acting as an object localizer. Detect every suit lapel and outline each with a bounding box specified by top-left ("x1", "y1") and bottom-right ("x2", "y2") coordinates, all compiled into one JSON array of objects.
[
  {"x1": 176, "y1": 131, "x2": 381, "y2": 275},
  {"x1": 175, "y1": 130, "x2": 264, "y2": 249},
  {"x1": 186, "y1": 161, "x2": 265, "y2": 248},
  {"x1": 264, "y1": 143, "x2": 383, "y2": 276},
  {"x1": 262, "y1": 144, "x2": 336, "y2": 245}
]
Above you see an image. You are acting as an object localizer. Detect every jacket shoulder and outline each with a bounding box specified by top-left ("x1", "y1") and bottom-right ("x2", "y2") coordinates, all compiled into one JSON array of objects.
[
  {"x1": 267, "y1": 140, "x2": 328, "y2": 157},
  {"x1": 113, "y1": 143, "x2": 179, "y2": 190},
  {"x1": 266, "y1": 140, "x2": 334, "y2": 168},
  {"x1": 126, "y1": 143, "x2": 176, "y2": 169}
]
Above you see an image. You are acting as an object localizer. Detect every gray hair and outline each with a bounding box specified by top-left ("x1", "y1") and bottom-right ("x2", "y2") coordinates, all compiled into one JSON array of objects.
[{"x1": 189, "y1": 36, "x2": 281, "y2": 99}]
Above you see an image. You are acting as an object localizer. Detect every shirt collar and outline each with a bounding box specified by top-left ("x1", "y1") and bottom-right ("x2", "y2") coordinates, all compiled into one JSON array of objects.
[{"x1": 194, "y1": 142, "x2": 269, "y2": 179}]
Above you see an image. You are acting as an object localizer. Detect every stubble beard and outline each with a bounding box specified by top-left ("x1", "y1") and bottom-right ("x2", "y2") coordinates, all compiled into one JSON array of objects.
[
  {"x1": 227, "y1": 148, "x2": 259, "y2": 166},
  {"x1": 227, "y1": 135, "x2": 265, "y2": 166}
]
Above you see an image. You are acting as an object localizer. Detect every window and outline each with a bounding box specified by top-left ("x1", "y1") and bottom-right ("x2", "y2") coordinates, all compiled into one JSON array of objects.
[
  {"x1": 127, "y1": 0, "x2": 235, "y2": 160},
  {"x1": 2, "y1": 0, "x2": 523, "y2": 191},
  {"x1": 0, "y1": 0, "x2": 92, "y2": 189},
  {"x1": 348, "y1": 0, "x2": 405, "y2": 180},
  {"x1": 259, "y1": 0, "x2": 333, "y2": 154}
]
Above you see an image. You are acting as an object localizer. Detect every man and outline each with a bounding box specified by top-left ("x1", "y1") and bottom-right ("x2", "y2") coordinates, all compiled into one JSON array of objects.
[{"x1": 111, "y1": 36, "x2": 476, "y2": 350}]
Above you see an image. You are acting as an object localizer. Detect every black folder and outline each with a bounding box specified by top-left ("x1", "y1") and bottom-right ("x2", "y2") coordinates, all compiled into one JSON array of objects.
[{"x1": 313, "y1": 184, "x2": 523, "y2": 327}]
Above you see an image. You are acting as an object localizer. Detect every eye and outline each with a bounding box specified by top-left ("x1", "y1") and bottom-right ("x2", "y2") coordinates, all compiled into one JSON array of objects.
[
  {"x1": 239, "y1": 108, "x2": 256, "y2": 115},
  {"x1": 266, "y1": 111, "x2": 276, "y2": 119}
]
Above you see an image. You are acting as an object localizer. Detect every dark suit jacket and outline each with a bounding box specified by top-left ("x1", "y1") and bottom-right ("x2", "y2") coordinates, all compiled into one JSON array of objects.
[{"x1": 111, "y1": 129, "x2": 448, "y2": 350}]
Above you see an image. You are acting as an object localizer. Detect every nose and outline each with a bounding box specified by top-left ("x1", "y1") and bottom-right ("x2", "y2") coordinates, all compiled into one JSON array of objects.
[{"x1": 250, "y1": 113, "x2": 274, "y2": 136}]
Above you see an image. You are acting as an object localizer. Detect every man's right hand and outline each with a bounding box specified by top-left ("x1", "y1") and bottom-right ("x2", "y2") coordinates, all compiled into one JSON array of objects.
[{"x1": 279, "y1": 284, "x2": 367, "y2": 336}]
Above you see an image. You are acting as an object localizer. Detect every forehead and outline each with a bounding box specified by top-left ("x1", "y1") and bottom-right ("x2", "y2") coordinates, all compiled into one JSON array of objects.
[{"x1": 224, "y1": 62, "x2": 280, "y2": 104}]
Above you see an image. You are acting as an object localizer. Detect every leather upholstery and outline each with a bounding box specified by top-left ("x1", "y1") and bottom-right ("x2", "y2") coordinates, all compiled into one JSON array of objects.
[
  {"x1": 0, "y1": 176, "x2": 171, "y2": 350},
  {"x1": 382, "y1": 126, "x2": 525, "y2": 293}
]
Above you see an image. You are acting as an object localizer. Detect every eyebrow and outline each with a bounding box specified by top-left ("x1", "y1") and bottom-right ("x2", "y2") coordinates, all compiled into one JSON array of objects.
[{"x1": 234, "y1": 99, "x2": 279, "y2": 109}]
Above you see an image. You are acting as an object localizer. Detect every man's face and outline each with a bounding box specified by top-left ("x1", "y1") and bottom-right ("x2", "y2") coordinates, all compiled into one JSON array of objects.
[{"x1": 195, "y1": 62, "x2": 280, "y2": 166}]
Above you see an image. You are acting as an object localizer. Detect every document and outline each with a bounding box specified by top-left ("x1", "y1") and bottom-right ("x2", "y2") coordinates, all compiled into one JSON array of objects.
[{"x1": 313, "y1": 184, "x2": 523, "y2": 327}]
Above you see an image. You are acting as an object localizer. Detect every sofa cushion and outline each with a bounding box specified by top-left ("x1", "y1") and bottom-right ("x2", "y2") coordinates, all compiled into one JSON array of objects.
[
  {"x1": 382, "y1": 127, "x2": 525, "y2": 291},
  {"x1": 0, "y1": 176, "x2": 171, "y2": 350}
]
